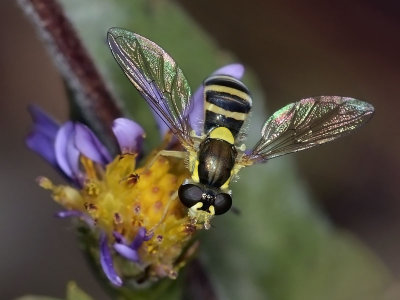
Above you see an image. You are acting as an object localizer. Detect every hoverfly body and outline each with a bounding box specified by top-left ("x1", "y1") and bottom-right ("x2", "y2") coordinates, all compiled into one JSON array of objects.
[{"x1": 107, "y1": 28, "x2": 374, "y2": 229}]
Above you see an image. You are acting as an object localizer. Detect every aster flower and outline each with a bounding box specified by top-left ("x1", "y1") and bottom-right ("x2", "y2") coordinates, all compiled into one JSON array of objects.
[{"x1": 27, "y1": 64, "x2": 245, "y2": 287}]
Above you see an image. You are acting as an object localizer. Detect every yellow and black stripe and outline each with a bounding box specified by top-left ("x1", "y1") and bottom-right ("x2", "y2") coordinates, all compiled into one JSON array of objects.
[{"x1": 203, "y1": 75, "x2": 252, "y2": 138}]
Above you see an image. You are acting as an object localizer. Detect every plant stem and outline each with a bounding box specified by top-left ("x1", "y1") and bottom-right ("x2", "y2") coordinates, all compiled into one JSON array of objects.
[{"x1": 19, "y1": 0, "x2": 121, "y2": 145}]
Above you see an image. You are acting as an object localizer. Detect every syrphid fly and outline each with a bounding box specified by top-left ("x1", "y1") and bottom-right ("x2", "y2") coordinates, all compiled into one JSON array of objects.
[{"x1": 107, "y1": 28, "x2": 374, "y2": 229}]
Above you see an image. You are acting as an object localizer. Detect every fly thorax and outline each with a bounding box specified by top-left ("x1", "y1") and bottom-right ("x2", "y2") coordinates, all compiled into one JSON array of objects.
[{"x1": 197, "y1": 136, "x2": 237, "y2": 188}]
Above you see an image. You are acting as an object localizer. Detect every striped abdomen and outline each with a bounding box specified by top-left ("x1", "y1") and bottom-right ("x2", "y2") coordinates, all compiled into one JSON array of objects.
[{"x1": 203, "y1": 75, "x2": 252, "y2": 138}]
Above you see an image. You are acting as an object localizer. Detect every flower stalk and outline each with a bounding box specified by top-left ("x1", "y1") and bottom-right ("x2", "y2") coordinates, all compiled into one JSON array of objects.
[{"x1": 18, "y1": 0, "x2": 121, "y2": 143}]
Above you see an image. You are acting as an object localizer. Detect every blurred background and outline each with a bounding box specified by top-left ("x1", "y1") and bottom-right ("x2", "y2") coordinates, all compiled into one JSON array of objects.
[
  {"x1": 1, "y1": 0, "x2": 399, "y2": 299},
  {"x1": 177, "y1": 0, "x2": 400, "y2": 272},
  {"x1": 177, "y1": 0, "x2": 400, "y2": 275}
]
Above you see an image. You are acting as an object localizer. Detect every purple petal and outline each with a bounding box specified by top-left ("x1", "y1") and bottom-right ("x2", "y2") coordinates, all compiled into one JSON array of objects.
[
  {"x1": 100, "y1": 233, "x2": 123, "y2": 286},
  {"x1": 113, "y1": 231, "x2": 128, "y2": 245},
  {"x1": 130, "y1": 227, "x2": 147, "y2": 250},
  {"x1": 26, "y1": 131, "x2": 58, "y2": 166},
  {"x1": 212, "y1": 63, "x2": 245, "y2": 79},
  {"x1": 56, "y1": 210, "x2": 82, "y2": 218},
  {"x1": 145, "y1": 81, "x2": 171, "y2": 138},
  {"x1": 26, "y1": 105, "x2": 60, "y2": 166},
  {"x1": 74, "y1": 123, "x2": 112, "y2": 164},
  {"x1": 112, "y1": 118, "x2": 145, "y2": 154},
  {"x1": 55, "y1": 122, "x2": 80, "y2": 180},
  {"x1": 114, "y1": 243, "x2": 140, "y2": 262},
  {"x1": 188, "y1": 64, "x2": 245, "y2": 135},
  {"x1": 28, "y1": 105, "x2": 60, "y2": 135},
  {"x1": 151, "y1": 109, "x2": 170, "y2": 138},
  {"x1": 55, "y1": 210, "x2": 95, "y2": 227},
  {"x1": 188, "y1": 86, "x2": 205, "y2": 136}
]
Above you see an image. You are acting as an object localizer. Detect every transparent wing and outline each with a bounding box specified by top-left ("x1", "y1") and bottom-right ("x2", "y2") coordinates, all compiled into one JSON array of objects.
[
  {"x1": 240, "y1": 96, "x2": 374, "y2": 165},
  {"x1": 107, "y1": 28, "x2": 194, "y2": 147}
]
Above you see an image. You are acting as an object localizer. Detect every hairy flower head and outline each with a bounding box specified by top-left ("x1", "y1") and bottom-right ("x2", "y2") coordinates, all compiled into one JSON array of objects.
[{"x1": 27, "y1": 108, "x2": 199, "y2": 285}]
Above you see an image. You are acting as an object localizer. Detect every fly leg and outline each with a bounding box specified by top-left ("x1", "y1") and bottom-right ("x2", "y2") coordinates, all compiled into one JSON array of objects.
[
  {"x1": 145, "y1": 150, "x2": 187, "y2": 169},
  {"x1": 148, "y1": 190, "x2": 179, "y2": 233},
  {"x1": 144, "y1": 129, "x2": 188, "y2": 168}
]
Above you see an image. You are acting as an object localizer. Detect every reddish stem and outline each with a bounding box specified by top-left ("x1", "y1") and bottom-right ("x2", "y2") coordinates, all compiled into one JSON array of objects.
[{"x1": 20, "y1": 0, "x2": 121, "y2": 141}]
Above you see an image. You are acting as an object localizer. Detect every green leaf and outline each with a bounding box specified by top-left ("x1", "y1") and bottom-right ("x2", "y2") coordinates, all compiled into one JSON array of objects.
[
  {"x1": 58, "y1": 0, "x2": 392, "y2": 299},
  {"x1": 14, "y1": 282, "x2": 94, "y2": 300},
  {"x1": 66, "y1": 282, "x2": 93, "y2": 300},
  {"x1": 114, "y1": 279, "x2": 183, "y2": 300}
]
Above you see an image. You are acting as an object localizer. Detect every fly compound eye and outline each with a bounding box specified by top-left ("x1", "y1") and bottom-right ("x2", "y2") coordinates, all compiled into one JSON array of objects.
[
  {"x1": 214, "y1": 193, "x2": 232, "y2": 215},
  {"x1": 178, "y1": 184, "x2": 203, "y2": 208}
]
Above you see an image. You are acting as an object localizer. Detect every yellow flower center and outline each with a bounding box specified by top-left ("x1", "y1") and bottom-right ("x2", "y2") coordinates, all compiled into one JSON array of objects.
[{"x1": 39, "y1": 151, "x2": 199, "y2": 280}]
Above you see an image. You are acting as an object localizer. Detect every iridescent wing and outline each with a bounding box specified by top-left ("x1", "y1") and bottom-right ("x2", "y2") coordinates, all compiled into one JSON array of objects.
[
  {"x1": 107, "y1": 28, "x2": 193, "y2": 148},
  {"x1": 240, "y1": 96, "x2": 374, "y2": 165}
]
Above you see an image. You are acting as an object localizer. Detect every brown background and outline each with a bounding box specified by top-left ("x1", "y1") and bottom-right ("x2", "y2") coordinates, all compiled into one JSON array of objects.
[{"x1": 1, "y1": 0, "x2": 399, "y2": 299}]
